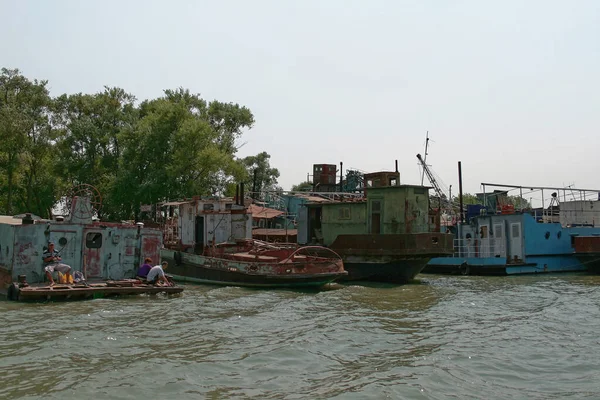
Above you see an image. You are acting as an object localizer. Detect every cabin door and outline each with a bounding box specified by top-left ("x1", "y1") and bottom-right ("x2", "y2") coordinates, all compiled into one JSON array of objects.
[
  {"x1": 83, "y1": 229, "x2": 105, "y2": 279},
  {"x1": 509, "y1": 222, "x2": 523, "y2": 261},
  {"x1": 195, "y1": 216, "x2": 205, "y2": 247},
  {"x1": 297, "y1": 206, "x2": 308, "y2": 245},
  {"x1": 493, "y1": 223, "x2": 505, "y2": 257},
  {"x1": 479, "y1": 224, "x2": 490, "y2": 257},
  {"x1": 140, "y1": 231, "x2": 162, "y2": 267},
  {"x1": 370, "y1": 200, "x2": 382, "y2": 234}
]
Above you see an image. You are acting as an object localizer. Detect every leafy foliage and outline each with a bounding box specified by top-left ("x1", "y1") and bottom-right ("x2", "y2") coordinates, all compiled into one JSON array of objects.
[
  {"x1": 241, "y1": 151, "x2": 281, "y2": 195},
  {"x1": 0, "y1": 68, "x2": 262, "y2": 220},
  {"x1": 291, "y1": 181, "x2": 313, "y2": 192}
]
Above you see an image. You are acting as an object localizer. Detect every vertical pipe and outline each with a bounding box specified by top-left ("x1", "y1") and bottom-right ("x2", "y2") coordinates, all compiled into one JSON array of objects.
[
  {"x1": 541, "y1": 189, "x2": 545, "y2": 220},
  {"x1": 235, "y1": 184, "x2": 240, "y2": 206},
  {"x1": 339, "y1": 162, "x2": 343, "y2": 192},
  {"x1": 395, "y1": 159, "x2": 398, "y2": 173},
  {"x1": 252, "y1": 168, "x2": 258, "y2": 199},
  {"x1": 240, "y1": 182, "x2": 245, "y2": 207},
  {"x1": 458, "y1": 161, "x2": 464, "y2": 223}
]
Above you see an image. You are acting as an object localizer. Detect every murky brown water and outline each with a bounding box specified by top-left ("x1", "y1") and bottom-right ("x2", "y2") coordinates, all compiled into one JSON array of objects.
[{"x1": 2, "y1": 273, "x2": 600, "y2": 399}]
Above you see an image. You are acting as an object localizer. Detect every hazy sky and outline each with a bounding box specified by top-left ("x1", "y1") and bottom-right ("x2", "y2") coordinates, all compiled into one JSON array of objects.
[{"x1": 3, "y1": 0, "x2": 599, "y2": 206}]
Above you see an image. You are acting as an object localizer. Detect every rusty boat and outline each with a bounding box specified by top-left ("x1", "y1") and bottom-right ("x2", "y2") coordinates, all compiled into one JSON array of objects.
[
  {"x1": 0, "y1": 187, "x2": 183, "y2": 301},
  {"x1": 158, "y1": 193, "x2": 347, "y2": 288},
  {"x1": 297, "y1": 169, "x2": 454, "y2": 283}
]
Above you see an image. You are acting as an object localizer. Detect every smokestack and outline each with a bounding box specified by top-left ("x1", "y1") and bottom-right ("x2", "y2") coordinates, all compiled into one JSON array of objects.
[
  {"x1": 235, "y1": 184, "x2": 240, "y2": 206},
  {"x1": 240, "y1": 182, "x2": 245, "y2": 207},
  {"x1": 395, "y1": 159, "x2": 398, "y2": 173},
  {"x1": 458, "y1": 161, "x2": 464, "y2": 223}
]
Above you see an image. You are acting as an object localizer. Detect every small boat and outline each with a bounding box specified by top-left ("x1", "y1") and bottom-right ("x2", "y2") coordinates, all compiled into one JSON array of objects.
[
  {"x1": 6, "y1": 277, "x2": 183, "y2": 302},
  {"x1": 162, "y1": 239, "x2": 347, "y2": 288}
]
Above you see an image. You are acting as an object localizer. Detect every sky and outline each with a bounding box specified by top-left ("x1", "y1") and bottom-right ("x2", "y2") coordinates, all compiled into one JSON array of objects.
[{"x1": 2, "y1": 0, "x2": 599, "y2": 207}]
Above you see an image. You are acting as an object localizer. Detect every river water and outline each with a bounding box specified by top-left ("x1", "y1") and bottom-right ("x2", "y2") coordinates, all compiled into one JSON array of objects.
[{"x1": 2, "y1": 273, "x2": 600, "y2": 399}]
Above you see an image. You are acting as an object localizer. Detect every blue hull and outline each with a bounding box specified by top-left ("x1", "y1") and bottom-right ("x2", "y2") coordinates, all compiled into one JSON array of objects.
[{"x1": 425, "y1": 255, "x2": 586, "y2": 276}]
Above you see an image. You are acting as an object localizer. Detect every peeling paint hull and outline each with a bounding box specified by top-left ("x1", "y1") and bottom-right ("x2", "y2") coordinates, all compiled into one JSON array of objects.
[
  {"x1": 329, "y1": 233, "x2": 454, "y2": 283},
  {"x1": 574, "y1": 236, "x2": 600, "y2": 274},
  {"x1": 161, "y1": 245, "x2": 347, "y2": 288}
]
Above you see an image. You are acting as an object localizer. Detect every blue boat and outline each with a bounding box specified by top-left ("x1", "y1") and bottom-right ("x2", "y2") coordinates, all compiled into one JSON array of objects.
[{"x1": 425, "y1": 210, "x2": 600, "y2": 276}]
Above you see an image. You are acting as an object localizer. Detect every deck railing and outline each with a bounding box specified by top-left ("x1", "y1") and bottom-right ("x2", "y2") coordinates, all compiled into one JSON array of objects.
[{"x1": 452, "y1": 238, "x2": 506, "y2": 258}]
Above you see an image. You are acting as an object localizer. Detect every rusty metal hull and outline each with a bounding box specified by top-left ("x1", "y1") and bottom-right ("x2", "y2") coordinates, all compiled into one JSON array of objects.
[
  {"x1": 574, "y1": 236, "x2": 600, "y2": 274},
  {"x1": 329, "y1": 233, "x2": 453, "y2": 283},
  {"x1": 161, "y1": 247, "x2": 347, "y2": 288},
  {"x1": 4, "y1": 279, "x2": 184, "y2": 302},
  {"x1": 339, "y1": 256, "x2": 429, "y2": 283}
]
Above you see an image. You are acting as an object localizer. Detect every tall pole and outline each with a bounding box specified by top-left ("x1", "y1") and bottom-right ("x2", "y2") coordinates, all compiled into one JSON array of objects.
[
  {"x1": 421, "y1": 131, "x2": 429, "y2": 186},
  {"x1": 339, "y1": 162, "x2": 343, "y2": 192},
  {"x1": 458, "y1": 161, "x2": 464, "y2": 223}
]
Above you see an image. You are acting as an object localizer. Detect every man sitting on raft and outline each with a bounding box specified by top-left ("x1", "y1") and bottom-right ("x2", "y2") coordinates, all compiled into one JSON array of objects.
[
  {"x1": 146, "y1": 261, "x2": 173, "y2": 286},
  {"x1": 43, "y1": 241, "x2": 73, "y2": 286}
]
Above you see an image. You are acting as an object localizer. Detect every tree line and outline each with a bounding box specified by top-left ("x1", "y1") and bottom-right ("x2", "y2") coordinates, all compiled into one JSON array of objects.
[{"x1": 0, "y1": 68, "x2": 280, "y2": 220}]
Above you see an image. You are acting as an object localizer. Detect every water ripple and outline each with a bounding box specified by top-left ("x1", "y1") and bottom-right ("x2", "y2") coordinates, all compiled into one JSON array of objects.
[{"x1": 3, "y1": 275, "x2": 600, "y2": 398}]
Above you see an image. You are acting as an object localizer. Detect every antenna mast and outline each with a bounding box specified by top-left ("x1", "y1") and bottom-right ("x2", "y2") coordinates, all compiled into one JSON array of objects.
[{"x1": 420, "y1": 131, "x2": 429, "y2": 186}]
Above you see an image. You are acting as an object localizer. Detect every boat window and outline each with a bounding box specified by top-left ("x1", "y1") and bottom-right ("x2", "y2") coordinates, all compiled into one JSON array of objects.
[
  {"x1": 511, "y1": 224, "x2": 520, "y2": 237},
  {"x1": 225, "y1": 203, "x2": 232, "y2": 210},
  {"x1": 58, "y1": 237, "x2": 68, "y2": 246},
  {"x1": 372, "y1": 201, "x2": 381, "y2": 213},
  {"x1": 86, "y1": 232, "x2": 102, "y2": 249},
  {"x1": 494, "y1": 225, "x2": 503, "y2": 238},
  {"x1": 480, "y1": 226, "x2": 488, "y2": 238},
  {"x1": 414, "y1": 187, "x2": 426, "y2": 195},
  {"x1": 203, "y1": 203, "x2": 214, "y2": 211},
  {"x1": 338, "y1": 207, "x2": 351, "y2": 220}
]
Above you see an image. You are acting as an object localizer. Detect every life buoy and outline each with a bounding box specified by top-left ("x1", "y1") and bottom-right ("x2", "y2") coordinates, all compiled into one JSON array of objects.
[
  {"x1": 459, "y1": 262, "x2": 470, "y2": 276},
  {"x1": 174, "y1": 251, "x2": 183, "y2": 266}
]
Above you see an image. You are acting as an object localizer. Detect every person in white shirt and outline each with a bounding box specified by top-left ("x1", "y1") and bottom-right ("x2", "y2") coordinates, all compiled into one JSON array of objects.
[{"x1": 146, "y1": 261, "x2": 172, "y2": 286}]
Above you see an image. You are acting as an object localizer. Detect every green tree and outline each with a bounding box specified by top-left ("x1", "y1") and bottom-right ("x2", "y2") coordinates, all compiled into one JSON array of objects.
[
  {"x1": 115, "y1": 88, "x2": 253, "y2": 219},
  {"x1": 0, "y1": 68, "x2": 56, "y2": 217},
  {"x1": 241, "y1": 151, "x2": 280, "y2": 196},
  {"x1": 291, "y1": 181, "x2": 313, "y2": 192},
  {"x1": 53, "y1": 87, "x2": 138, "y2": 218}
]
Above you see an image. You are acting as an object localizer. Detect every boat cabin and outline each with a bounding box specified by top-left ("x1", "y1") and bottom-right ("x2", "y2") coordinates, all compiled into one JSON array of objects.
[
  {"x1": 298, "y1": 183, "x2": 433, "y2": 245},
  {"x1": 162, "y1": 197, "x2": 252, "y2": 252},
  {"x1": 0, "y1": 196, "x2": 162, "y2": 288}
]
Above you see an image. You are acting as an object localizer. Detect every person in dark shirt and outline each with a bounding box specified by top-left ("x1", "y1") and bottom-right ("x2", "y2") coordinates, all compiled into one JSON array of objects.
[
  {"x1": 136, "y1": 258, "x2": 153, "y2": 279},
  {"x1": 42, "y1": 242, "x2": 72, "y2": 285}
]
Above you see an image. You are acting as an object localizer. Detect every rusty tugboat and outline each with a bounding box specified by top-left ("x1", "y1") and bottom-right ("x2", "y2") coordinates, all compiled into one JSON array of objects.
[
  {"x1": 158, "y1": 184, "x2": 347, "y2": 288},
  {"x1": 0, "y1": 186, "x2": 183, "y2": 301},
  {"x1": 296, "y1": 165, "x2": 454, "y2": 283}
]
